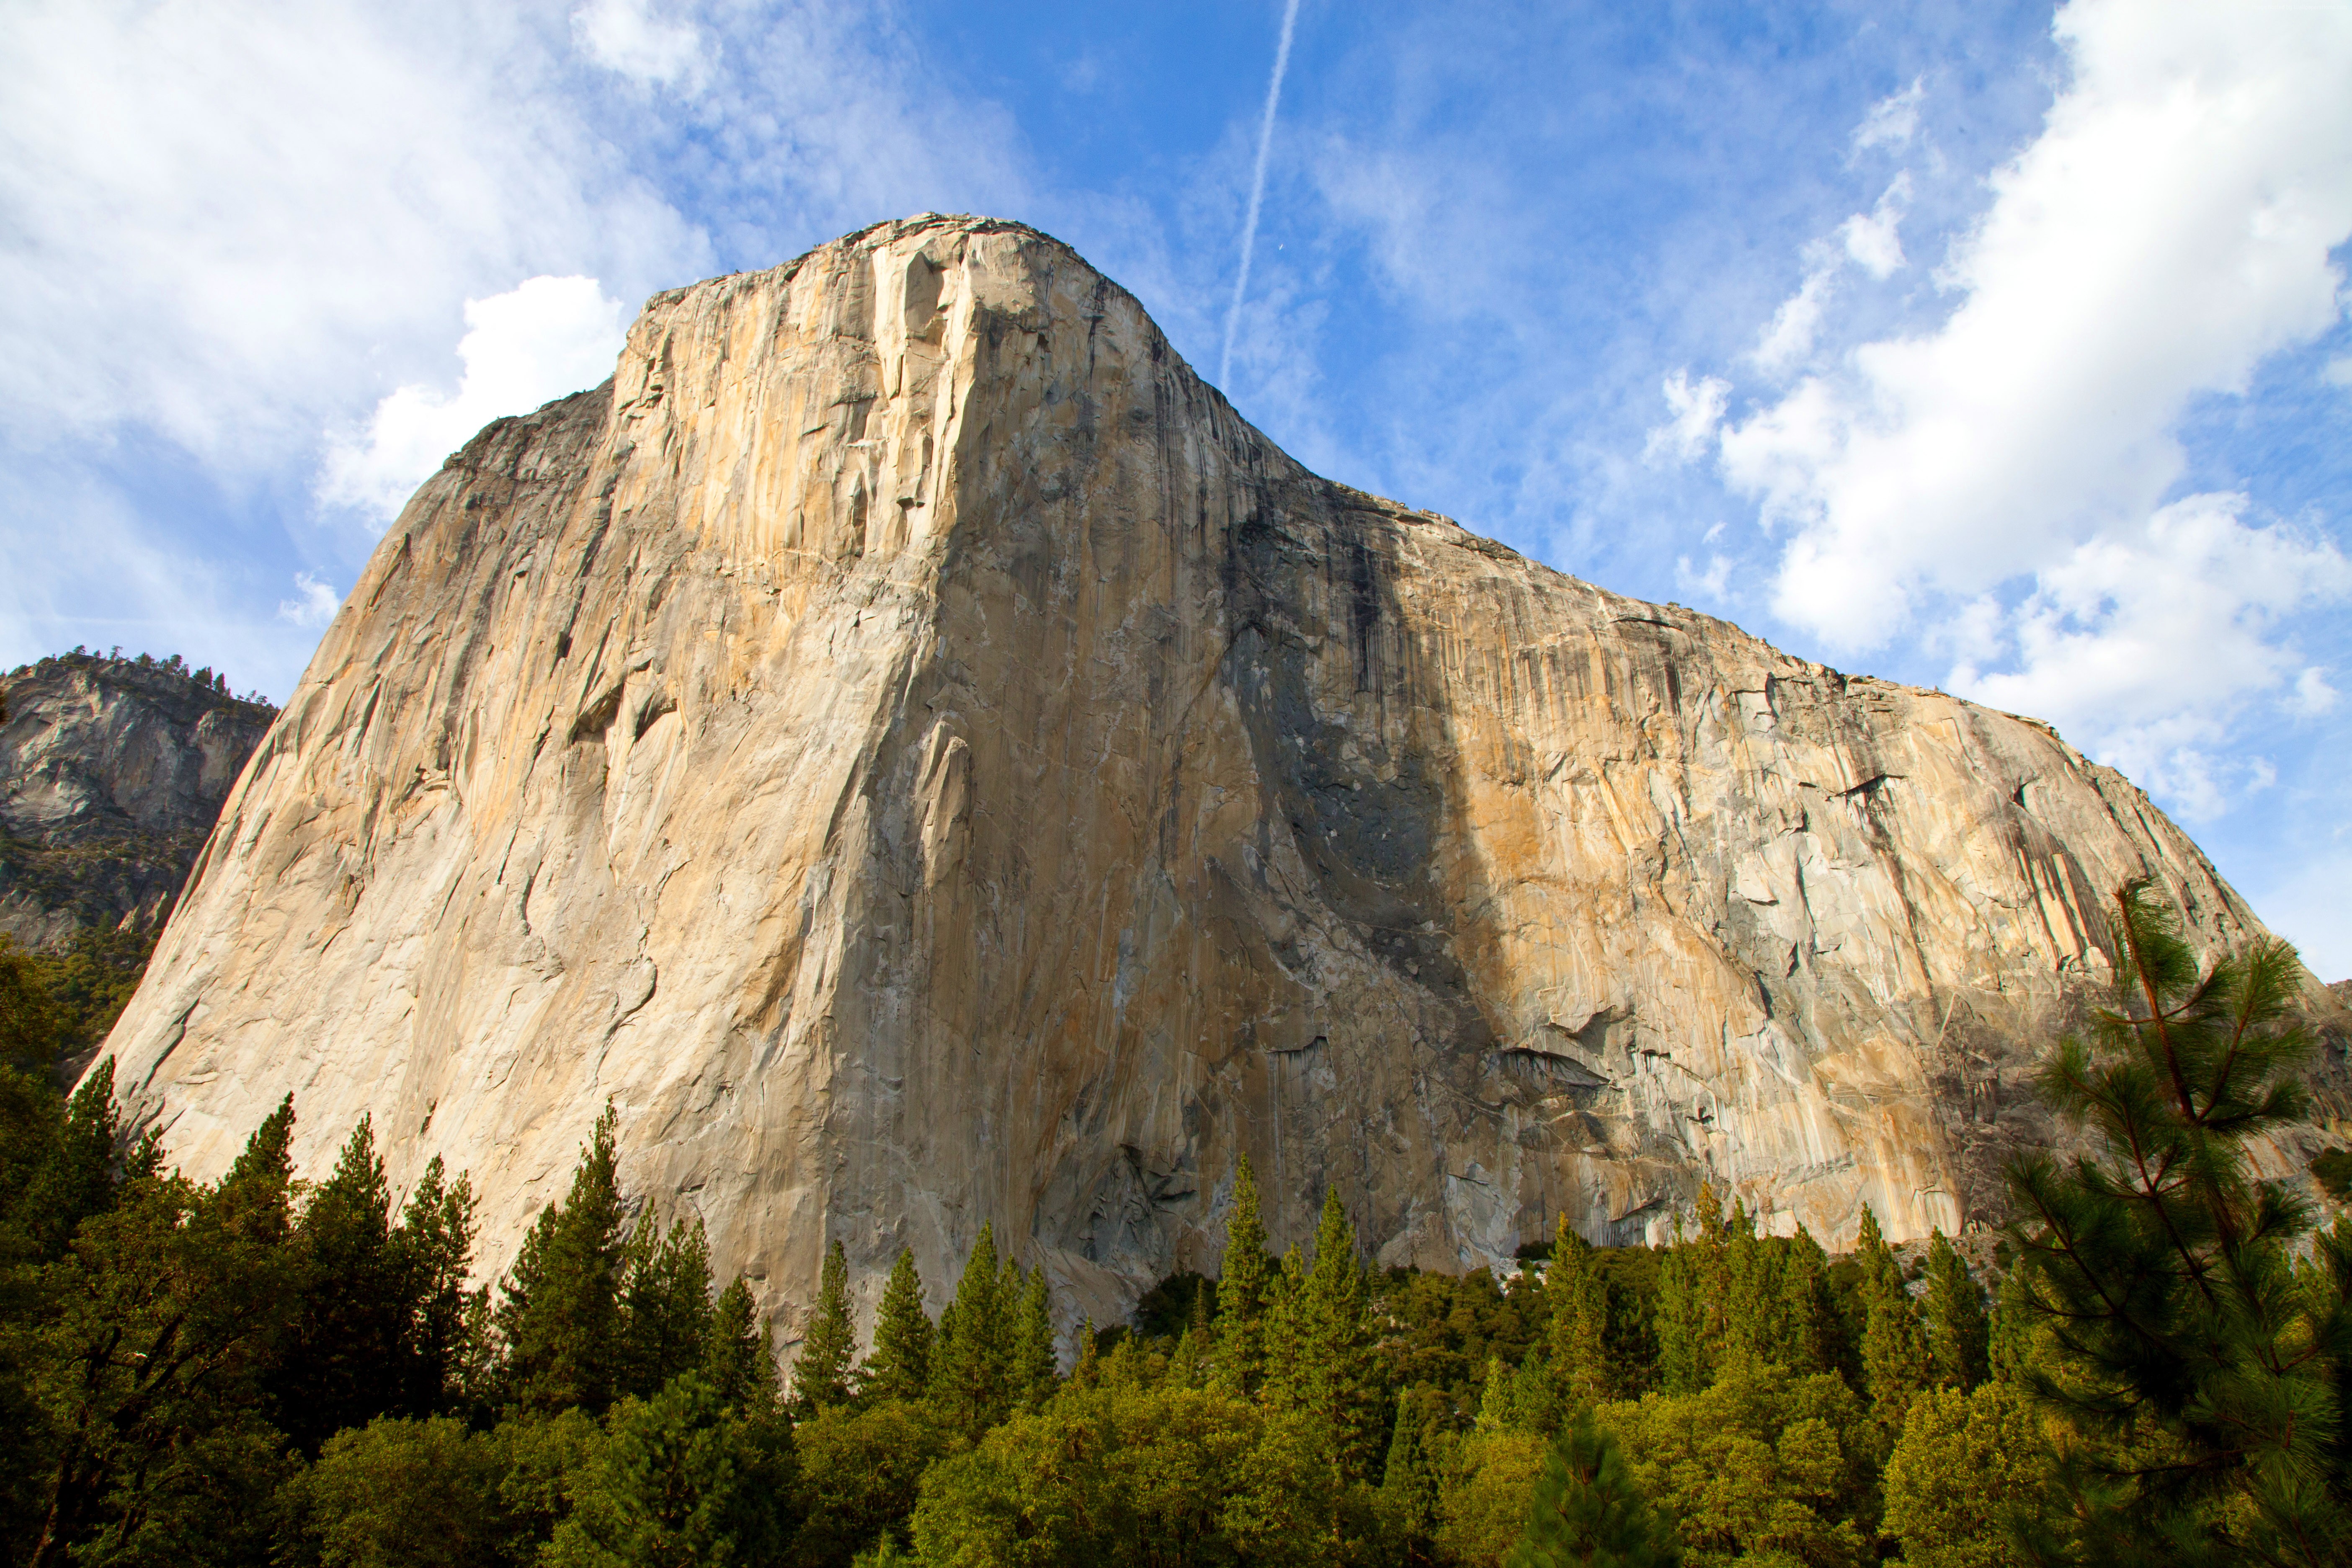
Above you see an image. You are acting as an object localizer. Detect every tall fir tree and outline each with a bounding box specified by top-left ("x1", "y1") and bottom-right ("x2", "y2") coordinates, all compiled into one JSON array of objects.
[
  {"x1": 616, "y1": 1210, "x2": 714, "y2": 1399},
  {"x1": 704, "y1": 1276, "x2": 781, "y2": 1412},
  {"x1": 1546, "y1": 1217, "x2": 1614, "y2": 1405},
  {"x1": 1010, "y1": 1264, "x2": 1057, "y2": 1409},
  {"x1": 271, "y1": 1115, "x2": 415, "y2": 1451},
  {"x1": 794, "y1": 1238, "x2": 858, "y2": 1416},
  {"x1": 857, "y1": 1247, "x2": 934, "y2": 1405},
  {"x1": 496, "y1": 1104, "x2": 627, "y2": 1413},
  {"x1": 1774, "y1": 1223, "x2": 1841, "y2": 1377},
  {"x1": 1720, "y1": 1198, "x2": 1787, "y2": 1369},
  {"x1": 1271, "y1": 1189, "x2": 1386, "y2": 1479},
  {"x1": 20, "y1": 1060, "x2": 123, "y2": 1260},
  {"x1": 1381, "y1": 1393, "x2": 1443, "y2": 1566},
  {"x1": 1920, "y1": 1230, "x2": 1989, "y2": 1393},
  {"x1": 387, "y1": 1155, "x2": 479, "y2": 1415},
  {"x1": 1214, "y1": 1153, "x2": 1277, "y2": 1395},
  {"x1": 1854, "y1": 1204, "x2": 1932, "y2": 1434},
  {"x1": 929, "y1": 1223, "x2": 1011, "y2": 1436},
  {"x1": 1505, "y1": 1405, "x2": 1683, "y2": 1568}
]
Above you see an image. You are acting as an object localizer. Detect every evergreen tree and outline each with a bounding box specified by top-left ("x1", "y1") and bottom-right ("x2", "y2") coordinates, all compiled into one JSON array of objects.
[
  {"x1": 617, "y1": 1210, "x2": 714, "y2": 1400},
  {"x1": 1774, "y1": 1223, "x2": 1841, "y2": 1378},
  {"x1": 929, "y1": 1223, "x2": 1011, "y2": 1436},
  {"x1": 1011, "y1": 1264, "x2": 1057, "y2": 1408},
  {"x1": 1380, "y1": 1394, "x2": 1443, "y2": 1565},
  {"x1": 388, "y1": 1155, "x2": 480, "y2": 1415},
  {"x1": 1214, "y1": 1153, "x2": 1277, "y2": 1395},
  {"x1": 1259, "y1": 1245, "x2": 1308, "y2": 1403},
  {"x1": 1921, "y1": 1230, "x2": 1990, "y2": 1393},
  {"x1": 706, "y1": 1277, "x2": 781, "y2": 1413},
  {"x1": 1854, "y1": 1204, "x2": 1931, "y2": 1431},
  {"x1": 794, "y1": 1239, "x2": 858, "y2": 1416},
  {"x1": 1653, "y1": 1215, "x2": 1712, "y2": 1395},
  {"x1": 1546, "y1": 1219, "x2": 1614, "y2": 1405},
  {"x1": 1292, "y1": 1190, "x2": 1385, "y2": 1472},
  {"x1": 1505, "y1": 1405, "x2": 1683, "y2": 1568},
  {"x1": 1720, "y1": 1198, "x2": 1786, "y2": 1369},
  {"x1": 497, "y1": 1105, "x2": 627, "y2": 1413},
  {"x1": 21, "y1": 1061, "x2": 125, "y2": 1260},
  {"x1": 272, "y1": 1115, "x2": 415, "y2": 1451},
  {"x1": 856, "y1": 1248, "x2": 933, "y2": 1405},
  {"x1": 2005, "y1": 879, "x2": 2352, "y2": 1565}
]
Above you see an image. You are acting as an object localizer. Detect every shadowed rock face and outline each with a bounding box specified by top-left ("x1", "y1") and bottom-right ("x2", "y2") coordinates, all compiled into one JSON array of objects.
[
  {"x1": 2, "y1": 654, "x2": 275, "y2": 952},
  {"x1": 93, "y1": 214, "x2": 2347, "y2": 1339}
]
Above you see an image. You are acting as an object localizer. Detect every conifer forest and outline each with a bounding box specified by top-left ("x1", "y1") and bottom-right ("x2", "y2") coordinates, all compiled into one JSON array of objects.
[{"x1": 3, "y1": 882, "x2": 2349, "y2": 1566}]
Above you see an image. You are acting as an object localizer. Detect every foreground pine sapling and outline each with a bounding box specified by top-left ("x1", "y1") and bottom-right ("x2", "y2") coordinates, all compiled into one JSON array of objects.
[{"x1": 2005, "y1": 878, "x2": 2352, "y2": 1566}]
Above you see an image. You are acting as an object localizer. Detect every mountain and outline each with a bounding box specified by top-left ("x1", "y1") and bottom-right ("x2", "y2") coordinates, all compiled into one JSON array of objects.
[
  {"x1": 90, "y1": 214, "x2": 2347, "y2": 1338},
  {"x1": 2, "y1": 650, "x2": 275, "y2": 953}
]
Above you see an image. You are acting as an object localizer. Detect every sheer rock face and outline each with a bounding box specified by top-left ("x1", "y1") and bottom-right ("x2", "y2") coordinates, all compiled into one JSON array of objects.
[
  {"x1": 1, "y1": 655, "x2": 275, "y2": 951},
  {"x1": 95, "y1": 215, "x2": 2341, "y2": 1336}
]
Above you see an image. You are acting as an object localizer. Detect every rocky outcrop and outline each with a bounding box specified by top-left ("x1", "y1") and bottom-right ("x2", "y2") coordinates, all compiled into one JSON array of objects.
[
  {"x1": 93, "y1": 215, "x2": 2348, "y2": 1340},
  {"x1": 2, "y1": 652, "x2": 275, "y2": 951}
]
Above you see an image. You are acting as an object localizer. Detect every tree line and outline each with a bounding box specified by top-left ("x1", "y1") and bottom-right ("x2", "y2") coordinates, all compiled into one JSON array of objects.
[{"x1": 0, "y1": 878, "x2": 2345, "y2": 1565}]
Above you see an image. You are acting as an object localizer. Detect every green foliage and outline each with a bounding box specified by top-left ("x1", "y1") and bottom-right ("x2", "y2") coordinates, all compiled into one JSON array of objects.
[
  {"x1": 1436, "y1": 1431, "x2": 1549, "y2": 1567},
  {"x1": 1854, "y1": 1205, "x2": 1932, "y2": 1436},
  {"x1": 615, "y1": 1210, "x2": 713, "y2": 1401},
  {"x1": 276, "y1": 1416, "x2": 508, "y2": 1568},
  {"x1": 1215, "y1": 1153, "x2": 1277, "y2": 1396},
  {"x1": 497, "y1": 1105, "x2": 627, "y2": 1415},
  {"x1": 858, "y1": 1248, "x2": 935, "y2": 1406},
  {"x1": 543, "y1": 1373, "x2": 797, "y2": 1568},
  {"x1": 793, "y1": 1400, "x2": 948, "y2": 1567},
  {"x1": 931, "y1": 1222, "x2": 1016, "y2": 1440},
  {"x1": 1506, "y1": 1404, "x2": 1682, "y2": 1568},
  {"x1": 1597, "y1": 1358, "x2": 1871, "y2": 1568},
  {"x1": 0, "y1": 935, "x2": 64, "y2": 1075},
  {"x1": 796, "y1": 1238, "x2": 858, "y2": 1415},
  {"x1": 2310, "y1": 1147, "x2": 2352, "y2": 1202},
  {"x1": 1921, "y1": 1231, "x2": 1990, "y2": 1394},
  {"x1": 2004, "y1": 879, "x2": 2351, "y2": 1564},
  {"x1": 703, "y1": 1277, "x2": 779, "y2": 1413},
  {"x1": 1263, "y1": 1188, "x2": 1387, "y2": 1481},
  {"x1": 1882, "y1": 1382, "x2": 2050, "y2": 1568}
]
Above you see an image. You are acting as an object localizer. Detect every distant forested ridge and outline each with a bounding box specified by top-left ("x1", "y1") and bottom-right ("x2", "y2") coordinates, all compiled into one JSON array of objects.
[
  {"x1": 0, "y1": 650, "x2": 275, "y2": 1071},
  {"x1": 3, "y1": 883, "x2": 2349, "y2": 1566}
]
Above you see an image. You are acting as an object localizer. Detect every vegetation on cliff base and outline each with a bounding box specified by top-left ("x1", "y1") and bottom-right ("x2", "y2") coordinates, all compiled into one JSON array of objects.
[{"x1": 0, "y1": 877, "x2": 2344, "y2": 1566}]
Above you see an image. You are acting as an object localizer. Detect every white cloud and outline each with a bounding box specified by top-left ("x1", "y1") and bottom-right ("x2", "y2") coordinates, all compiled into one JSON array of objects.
[
  {"x1": 573, "y1": 0, "x2": 708, "y2": 90},
  {"x1": 1716, "y1": 0, "x2": 2352, "y2": 652},
  {"x1": 320, "y1": 276, "x2": 626, "y2": 522},
  {"x1": 1954, "y1": 493, "x2": 2351, "y2": 811},
  {"x1": 2326, "y1": 355, "x2": 2352, "y2": 389},
  {"x1": 0, "y1": 0, "x2": 698, "y2": 463},
  {"x1": 2289, "y1": 665, "x2": 2339, "y2": 717},
  {"x1": 277, "y1": 573, "x2": 342, "y2": 629},
  {"x1": 1750, "y1": 266, "x2": 1837, "y2": 377},
  {"x1": 1838, "y1": 174, "x2": 1910, "y2": 281},
  {"x1": 1645, "y1": 370, "x2": 1730, "y2": 464},
  {"x1": 1854, "y1": 77, "x2": 1926, "y2": 151}
]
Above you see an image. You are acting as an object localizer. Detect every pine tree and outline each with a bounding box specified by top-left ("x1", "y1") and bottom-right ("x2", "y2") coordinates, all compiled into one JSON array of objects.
[
  {"x1": 1920, "y1": 1230, "x2": 1989, "y2": 1393},
  {"x1": 20, "y1": 1060, "x2": 123, "y2": 1260},
  {"x1": 1259, "y1": 1244, "x2": 1308, "y2": 1403},
  {"x1": 1214, "y1": 1153, "x2": 1277, "y2": 1395},
  {"x1": 496, "y1": 1104, "x2": 627, "y2": 1413},
  {"x1": 1269, "y1": 1189, "x2": 1387, "y2": 1479},
  {"x1": 1547, "y1": 1218, "x2": 1614, "y2": 1405},
  {"x1": 930, "y1": 1222, "x2": 1011, "y2": 1436},
  {"x1": 1854, "y1": 1204, "x2": 1931, "y2": 1433},
  {"x1": 388, "y1": 1155, "x2": 478, "y2": 1415},
  {"x1": 1720, "y1": 1198, "x2": 1786, "y2": 1369},
  {"x1": 1653, "y1": 1217, "x2": 1710, "y2": 1396},
  {"x1": 705, "y1": 1276, "x2": 781, "y2": 1412},
  {"x1": 1774, "y1": 1223, "x2": 1840, "y2": 1377},
  {"x1": 856, "y1": 1247, "x2": 934, "y2": 1405},
  {"x1": 1381, "y1": 1395, "x2": 1442, "y2": 1564},
  {"x1": 617, "y1": 1210, "x2": 714, "y2": 1399},
  {"x1": 1011, "y1": 1264, "x2": 1057, "y2": 1408},
  {"x1": 794, "y1": 1238, "x2": 858, "y2": 1415},
  {"x1": 1505, "y1": 1405, "x2": 1683, "y2": 1568},
  {"x1": 2005, "y1": 879, "x2": 2352, "y2": 1564},
  {"x1": 272, "y1": 1115, "x2": 415, "y2": 1451}
]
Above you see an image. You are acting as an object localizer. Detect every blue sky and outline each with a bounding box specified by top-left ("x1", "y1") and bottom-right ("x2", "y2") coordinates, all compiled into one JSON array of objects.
[{"x1": 5, "y1": 0, "x2": 2349, "y2": 975}]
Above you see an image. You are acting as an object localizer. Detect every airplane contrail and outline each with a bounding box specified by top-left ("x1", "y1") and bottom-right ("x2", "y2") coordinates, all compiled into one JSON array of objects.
[{"x1": 1219, "y1": 0, "x2": 1302, "y2": 392}]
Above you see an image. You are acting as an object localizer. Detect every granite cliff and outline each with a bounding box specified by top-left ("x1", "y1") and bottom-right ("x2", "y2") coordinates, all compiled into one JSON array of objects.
[
  {"x1": 2, "y1": 652, "x2": 275, "y2": 953},
  {"x1": 93, "y1": 215, "x2": 2348, "y2": 1340}
]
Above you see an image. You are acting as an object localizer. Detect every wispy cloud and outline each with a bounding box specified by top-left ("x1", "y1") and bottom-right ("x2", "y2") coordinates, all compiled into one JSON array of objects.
[
  {"x1": 277, "y1": 573, "x2": 341, "y2": 629},
  {"x1": 1218, "y1": 0, "x2": 1302, "y2": 392}
]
